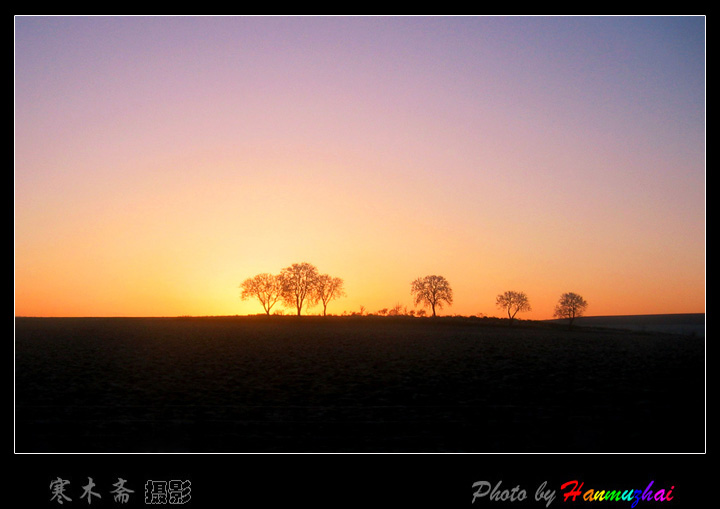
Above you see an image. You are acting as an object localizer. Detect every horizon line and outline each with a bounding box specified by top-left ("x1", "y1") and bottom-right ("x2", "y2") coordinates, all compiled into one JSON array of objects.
[{"x1": 13, "y1": 311, "x2": 706, "y2": 319}]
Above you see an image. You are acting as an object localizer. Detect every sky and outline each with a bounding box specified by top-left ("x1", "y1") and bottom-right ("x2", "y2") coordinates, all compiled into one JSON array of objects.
[{"x1": 14, "y1": 16, "x2": 705, "y2": 319}]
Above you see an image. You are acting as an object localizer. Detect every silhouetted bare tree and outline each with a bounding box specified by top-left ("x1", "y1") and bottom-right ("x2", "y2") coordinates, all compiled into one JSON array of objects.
[
  {"x1": 279, "y1": 262, "x2": 320, "y2": 316},
  {"x1": 315, "y1": 274, "x2": 346, "y2": 316},
  {"x1": 240, "y1": 273, "x2": 283, "y2": 315},
  {"x1": 553, "y1": 292, "x2": 588, "y2": 328},
  {"x1": 410, "y1": 275, "x2": 453, "y2": 317},
  {"x1": 496, "y1": 290, "x2": 532, "y2": 325}
]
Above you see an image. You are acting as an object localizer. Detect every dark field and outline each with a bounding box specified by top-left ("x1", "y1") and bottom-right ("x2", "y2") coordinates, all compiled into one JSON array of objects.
[{"x1": 15, "y1": 316, "x2": 705, "y2": 453}]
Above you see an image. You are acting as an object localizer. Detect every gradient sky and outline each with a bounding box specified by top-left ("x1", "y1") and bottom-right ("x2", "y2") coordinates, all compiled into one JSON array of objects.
[{"x1": 14, "y1": 16, "x2": 705, "y2": 319}]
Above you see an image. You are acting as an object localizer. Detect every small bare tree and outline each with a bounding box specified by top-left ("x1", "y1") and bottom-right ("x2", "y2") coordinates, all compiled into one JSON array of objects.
[
  {"x1": 315, "y1": 274, "x2": 347, "y2": 316},
  {"x1": 410, "y1": 275, "x2": 453, "y2": 317},
  {"x1": 553, "y1": 292, "x2": 588, "y2": 329},
  {"x1": 240, "y1": 273, "x2": 283, "y2": 315},
  {"x1": 388, "y1": 303, "x2": 404, "y2": 316},
  {"x1": 496, "y1": 290, "x2": 532, "y2": 325}
]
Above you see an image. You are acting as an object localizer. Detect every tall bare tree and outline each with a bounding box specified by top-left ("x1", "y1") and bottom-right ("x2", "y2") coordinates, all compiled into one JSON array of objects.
[
  {"x1": 240, "y1": 273, "x2": 282, "y2": 315},
  {"x1": 496, "y1": 290, "x2": 532, "y2": 324},
  {"x1": 315, "y1": 274, "x2": 346, "y2": 316},
  {"x1": 553, "y1": 292, "x2": 588, "y2": 328},
  {"x1": 410, "y1": 275, "x2": 453, "y2": 317},
  {"x1": 279, "y1": 262, "x2": 320, "y2": 316}
]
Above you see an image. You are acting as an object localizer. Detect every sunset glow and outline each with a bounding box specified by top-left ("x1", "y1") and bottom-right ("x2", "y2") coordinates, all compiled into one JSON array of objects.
[{"x1": 14, "y1": 16, "x2": 705, "y2": 319}]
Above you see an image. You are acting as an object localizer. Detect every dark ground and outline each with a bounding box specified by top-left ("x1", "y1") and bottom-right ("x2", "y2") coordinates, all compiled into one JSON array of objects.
[{"x1": 14, "y1": 316, "x2": 705, "y2": 453}]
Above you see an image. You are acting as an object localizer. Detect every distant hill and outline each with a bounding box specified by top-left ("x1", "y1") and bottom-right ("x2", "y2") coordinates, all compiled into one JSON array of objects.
[{"x1": 546, "y1": 313, "x2": 705, "y2": 337}]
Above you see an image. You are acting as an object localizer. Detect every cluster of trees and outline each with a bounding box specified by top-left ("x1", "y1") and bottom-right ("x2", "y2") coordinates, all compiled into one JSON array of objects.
[
  {"x1": 240, "y1": 262, "x2": 346, "y2": 316},
  {"x1": 407, "y1": 275, "x2": 588, "y2": 326},
  {"x1": 374, "y1": 305, "x2": 428, "y2": 317},
  {"x1": 495, "y1": 289, "x2": 588, "y2": 327},
  {"x1": 241, "y1": 266, "x2": 589, "y2": 326}
]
